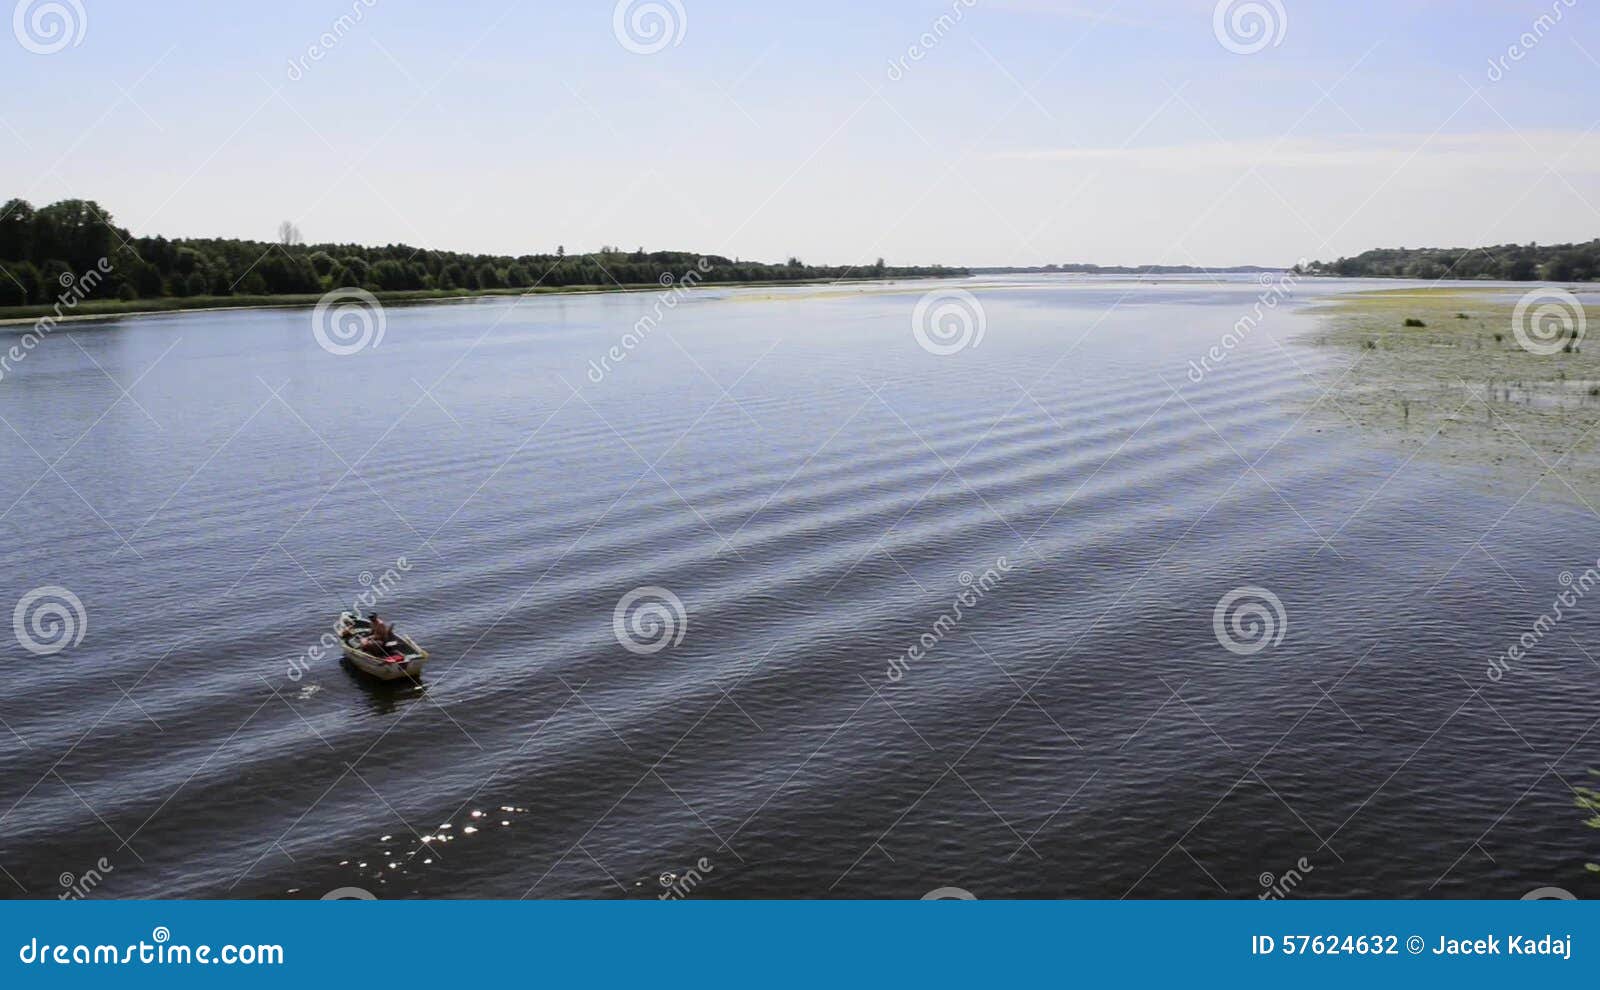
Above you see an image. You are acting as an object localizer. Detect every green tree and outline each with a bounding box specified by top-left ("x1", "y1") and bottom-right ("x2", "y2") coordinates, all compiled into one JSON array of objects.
[
  {"x1": 370, "y1": 259, "x2": 420, "y2": 291},
  {"x1": 0, "y1": 199, "x2": 36, "y2": 261},
  {"x1": 35, "y1": 199, "x2": 123, "y2": 271},
  {"x1": 0, "y1": 260, "x2": 38, "y2": 306}
]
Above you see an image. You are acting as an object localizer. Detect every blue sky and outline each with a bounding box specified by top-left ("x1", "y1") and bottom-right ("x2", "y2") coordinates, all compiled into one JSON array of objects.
[{"x1": 5, "y1": 0, "x2": 1598, "y2": 265}]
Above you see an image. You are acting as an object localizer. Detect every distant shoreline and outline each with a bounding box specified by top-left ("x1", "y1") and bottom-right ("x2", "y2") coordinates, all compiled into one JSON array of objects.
[
  {"x1": 971, "y1": 265, "x2": 1288, "y2": 275},
  {"x1": 1299, "y1": 239, "x2": 1600, "y2": 281},
  {"x1": 0, "y1": 275, "x2": 954, "y2": 328},
  {"x1": 1300, "y1": 272, "x2": 1600, "y2": 284}
]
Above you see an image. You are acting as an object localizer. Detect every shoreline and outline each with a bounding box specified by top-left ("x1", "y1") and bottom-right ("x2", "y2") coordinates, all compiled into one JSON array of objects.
[{"x1": 0, "y1": 274, "x2": 956, "y2": 328}]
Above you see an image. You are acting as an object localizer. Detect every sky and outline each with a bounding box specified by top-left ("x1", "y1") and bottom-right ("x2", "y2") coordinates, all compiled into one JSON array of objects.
[{"x1": 4, "y1": 0, "x2": 1599, "y2": 267}]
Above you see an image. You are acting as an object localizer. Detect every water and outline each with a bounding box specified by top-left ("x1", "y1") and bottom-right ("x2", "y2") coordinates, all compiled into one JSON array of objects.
[{"x1": 2, "y1": 276, "x2": 1597, "y2": 900}]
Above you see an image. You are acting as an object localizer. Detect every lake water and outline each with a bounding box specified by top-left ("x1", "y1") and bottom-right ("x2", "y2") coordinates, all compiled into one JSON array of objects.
[{"x1": 2, "y1": 275, "x2": 1597, "y2": 900}]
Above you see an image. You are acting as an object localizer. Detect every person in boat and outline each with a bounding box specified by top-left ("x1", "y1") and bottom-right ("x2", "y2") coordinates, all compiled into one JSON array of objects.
[{"x1": 364, "y1": 613, "x2": 394, "y2": 652}]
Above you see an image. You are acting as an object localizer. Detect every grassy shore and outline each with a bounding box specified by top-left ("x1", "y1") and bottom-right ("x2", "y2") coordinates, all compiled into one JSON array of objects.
[
  {"x1": 1303, "y1": 286, "x2": 1600, "y2": 500},
  {"x1": 0, "y1": 275, "x2": 944, "y2": 327}
]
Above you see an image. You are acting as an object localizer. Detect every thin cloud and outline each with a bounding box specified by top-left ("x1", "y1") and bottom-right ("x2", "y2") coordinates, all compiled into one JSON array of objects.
[
  {"x1": 980, "y1": 0, "x2": 1171, "y2": 29},
  {"x1": 992, "y1": 131, "x2": 1600, "y2": 172}
]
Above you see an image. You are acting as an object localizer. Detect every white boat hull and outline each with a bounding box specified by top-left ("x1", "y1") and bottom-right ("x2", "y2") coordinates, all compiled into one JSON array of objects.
[{"x1": 340, "y1": 644, "x2": 428, "y2": 681}]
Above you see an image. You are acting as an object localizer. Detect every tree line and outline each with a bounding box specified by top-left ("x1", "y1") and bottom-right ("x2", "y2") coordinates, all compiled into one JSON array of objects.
[
  {"x1": 0, "y1": 198, "x2": 961, "y2": 307},
  {"x1": 1298, "y1": 240, "x2": 1600, "y2": 282}
]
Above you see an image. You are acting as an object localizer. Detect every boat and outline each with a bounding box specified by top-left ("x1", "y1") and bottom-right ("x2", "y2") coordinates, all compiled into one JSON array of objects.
[{"x1": 335, "y1": 611, "x2": 429, "y2": 681}]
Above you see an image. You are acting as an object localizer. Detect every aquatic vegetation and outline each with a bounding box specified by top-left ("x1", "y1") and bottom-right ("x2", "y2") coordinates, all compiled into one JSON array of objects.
[
  {"x1": 1301, "y1": 286, "x2": 1600, "y2": 502},
  {"x1": 1579, "y1": 772, "x2": 1599, "y2": 873}
]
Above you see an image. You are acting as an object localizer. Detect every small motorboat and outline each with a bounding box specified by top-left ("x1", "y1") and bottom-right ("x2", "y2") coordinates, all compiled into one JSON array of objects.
[{"x1": 336, "y1": 611, "x2": 429, "y2": 681}]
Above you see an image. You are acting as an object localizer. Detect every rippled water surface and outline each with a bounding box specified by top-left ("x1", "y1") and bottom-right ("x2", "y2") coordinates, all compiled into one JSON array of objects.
[{"x1": 3, "y1": 276, "x2": 1597, "y2": 899}]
